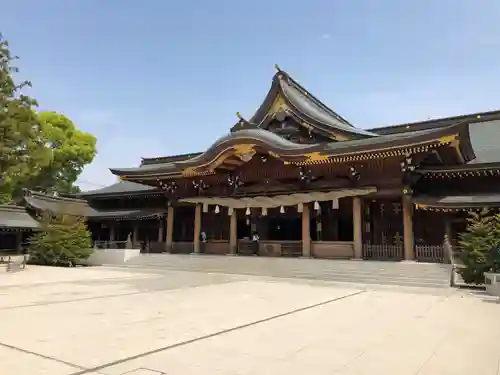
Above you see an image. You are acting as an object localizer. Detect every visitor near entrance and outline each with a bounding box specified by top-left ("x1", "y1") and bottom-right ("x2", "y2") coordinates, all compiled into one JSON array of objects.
[{"x1": 251, "y1": 231, "x2": 260, "y2": 256}]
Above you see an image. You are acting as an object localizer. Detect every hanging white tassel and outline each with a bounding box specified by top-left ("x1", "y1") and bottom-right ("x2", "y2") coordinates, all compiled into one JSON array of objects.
[
  {"x1": 297, "y1": 203, "x2": 303, "y2": 213},
  {"x1": 314, "y1": 201, "x2": 320, "y2": 211},
  {"x1": 202, "y1": 203, "x2": 208, "y2": 213},
  {"x1": 246, "y1": 218, "x2": 250, "y2": 225},
  {"x1": 214, "y1": 205, "x2": 220, "y2": 214},
  {"x1": 228, "y1": 207, "x2": 233, "y2": 216},
  {"x1": 332, "y1": 198, "x2": 339, "y2": 210},
  {"x1": 261, "y1": 207, "x2": 268, "y2": 216},
  {"x1": 280, "y1": 205, "x2": 285, "y2": 214},
  {"x1": 245, "y1": 207, "x2": 251, "y2": 216}
]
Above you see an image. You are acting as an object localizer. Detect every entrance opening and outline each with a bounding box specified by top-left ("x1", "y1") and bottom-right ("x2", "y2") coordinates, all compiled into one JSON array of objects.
[{"x1": 267, "y1": 217, "x2": 301, "y2": 240}]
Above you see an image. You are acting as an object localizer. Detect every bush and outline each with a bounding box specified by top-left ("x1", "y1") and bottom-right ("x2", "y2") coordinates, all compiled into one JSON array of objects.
[
  {"x1": 28, "y1": 213, "x2": 93, "y2": 266},
  {"x1": 458, "y1": 210, "x2": 500, "y2": 284}
]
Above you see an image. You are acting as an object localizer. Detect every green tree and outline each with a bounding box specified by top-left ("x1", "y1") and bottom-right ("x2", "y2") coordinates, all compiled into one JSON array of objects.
[
  {"x1": 26, "y1": 111, "x2": 97, "y2": 194},
  {"x1": 0, "y1": 35, "x2": 96, "y2": 200},
  {"x1": 0, "y1": 35, "x2": 51, "y2": 204},
  {"x1": 458, "y1": 210, "x2": 500, "y2": 284},
  {"x1": 28, "y1": 213, "x2": 93, "y2": 266}
]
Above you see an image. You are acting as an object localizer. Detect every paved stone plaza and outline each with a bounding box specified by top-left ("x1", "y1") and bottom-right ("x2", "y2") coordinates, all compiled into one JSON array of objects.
[{"x1": 0, "y1": 265, "x2": 499, "y2": 375}]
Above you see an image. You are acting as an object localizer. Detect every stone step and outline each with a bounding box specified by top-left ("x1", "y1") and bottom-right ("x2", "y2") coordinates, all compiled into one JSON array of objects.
[
  {"x1": 129, "y1": 260, "x2": 449, "y2": 277},
  {"x1": 128, "y1": 256, "x2": 450, "y2": 275},
  {"x1": 120, "y1": 254, "x2": 452, "y2": 288},
  {"x1": 116, "y1": 264, "x2": 449, "y2": 289}
]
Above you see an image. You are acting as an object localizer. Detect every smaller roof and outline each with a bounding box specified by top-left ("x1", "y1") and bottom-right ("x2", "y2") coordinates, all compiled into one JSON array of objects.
[
  {"x1": 413, "y1": 194, "x2": 500, "y2": 210},
  {"x1": 24, "y1": 190, "x2": 165, "y2": 220},
  {"x1": 75, "y1": 181, "x2": 158, "y2": 198},
  {"x1": 86, "y1": 208, "x2": 165, "y2": 220},
  {"x1": 368, "y1": 109, "x2": 500, "y2": 135},
  {"x1": 24, "y1": 190, "x2": 89, "y2": 216},
  {"x1": 0, "y1": 205, "x2": 40, "y2": 229}
]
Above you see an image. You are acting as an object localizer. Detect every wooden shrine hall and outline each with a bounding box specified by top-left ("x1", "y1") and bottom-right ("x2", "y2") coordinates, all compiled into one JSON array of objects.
[{"x1": 76, "y1": 65, "x2": 499, "y2": 264}]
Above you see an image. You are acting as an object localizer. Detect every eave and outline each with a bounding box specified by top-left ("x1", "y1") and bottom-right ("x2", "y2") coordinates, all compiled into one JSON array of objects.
[
  {"x1": 418, "y1": 161, "x2": 500, "y2": 177},
  {"x1": 0, "y1": 205, "x2": 40, "y2": 230},
  {"x1": 23, "y1": 190, "x2": 166, "y2": 220},
  {"x1": 110, "y1": 122, "x2": 474, "y2": 183},
  {"x1": 369, "y1": 109, "x2": 500, "y2": 135},
  {"x1": 414, "y1": 194, "x2": 500, "y2": 212}
]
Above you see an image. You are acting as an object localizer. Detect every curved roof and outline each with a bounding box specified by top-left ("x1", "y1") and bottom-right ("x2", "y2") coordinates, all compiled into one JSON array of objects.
[
  {"x1": 75, "y1": 181, "x2": 158, "y2": 198},
  {"x1": 110, "y1": 122, "x2": 474, "y2": 179},
  {"x1": 248, "y1": 68, "x2": 377, "y2": 138},
  {"x1": 0, "y1": 205, "x2": 40, "y2": 229},
  {"x1": 23, "y1": 190, "x2": 165, "y2": 220},
  {"x1": 414, "y1": 194, "x2": 500, "y2": 210}
]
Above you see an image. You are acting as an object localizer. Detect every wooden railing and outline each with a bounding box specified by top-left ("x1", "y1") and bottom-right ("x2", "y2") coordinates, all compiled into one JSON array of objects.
[
  {"x1": 415, "y1": 245, "x2": 444, "y2": 263},
  {"x1": 363, "y1": 244, "x2": 403, "y2": 260}
]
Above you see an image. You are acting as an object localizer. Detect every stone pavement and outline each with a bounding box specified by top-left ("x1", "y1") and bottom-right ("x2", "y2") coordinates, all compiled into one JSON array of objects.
[{"x1": 0, "y1": 266, "x2": 499, "y2": 375}]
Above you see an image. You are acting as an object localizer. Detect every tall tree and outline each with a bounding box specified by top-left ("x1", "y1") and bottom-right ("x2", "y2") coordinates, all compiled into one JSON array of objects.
[
  {"x1": 0, "y1": 35, "x2": 97, "y2": 199},
  {"x1": 27, "y1": 111, "x2": 97, "y2": 194},
  {"x1": 0, "y1": 34, "x2": 51, "y2": 204}
]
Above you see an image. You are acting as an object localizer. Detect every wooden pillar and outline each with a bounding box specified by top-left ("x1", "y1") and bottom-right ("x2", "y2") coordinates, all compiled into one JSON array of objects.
[
  {"x1": 166, "y1": 206, "x2": 174, "y2": 252},
  {"x1": 132, "y1": 224, "x2": 139, "y2": 245},
  {"x1": 229, "y1": 209, "x2": 238, "y2": 254},
  {"x1": 16, "y1": 231, "x2": 23, "y2": 254},
  {"x1": 302, "y1": 203, "x2": 311, "y2": 257},
  {"x1": 352, "y1": 197, "x2": 363, "y2": 259},
  {"x1": 402, "y1": 195, "x2": 414, "y2": 261},
  {"x1": 157, "y1": 217, "x2": 164, "y2": 242},
  {"x1": 444, "y1": 216, "x2": 452, "y2": 243},
  {"x1": 193, "y1": 204, "x2": 201, "y2": 253},
  {"x1": 109, "y1": 225, "x2": 115, "y2": 242}
]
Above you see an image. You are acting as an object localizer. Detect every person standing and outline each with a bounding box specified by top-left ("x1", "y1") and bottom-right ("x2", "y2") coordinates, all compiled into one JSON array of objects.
[
  {"x1": 251, "y1": 231, "x2": 260, "y2": 256},
  {"x1": 200, "y1": 231, "x2": 207, "y2": 253}
]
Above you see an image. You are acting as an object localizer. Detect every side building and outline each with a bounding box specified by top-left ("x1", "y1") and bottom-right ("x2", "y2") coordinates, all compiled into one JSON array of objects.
[{"x1": 74, "y1": 67, "x2": 500, "y2": 263}]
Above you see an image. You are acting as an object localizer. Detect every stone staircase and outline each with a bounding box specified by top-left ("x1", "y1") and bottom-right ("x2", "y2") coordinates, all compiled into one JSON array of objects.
[{"x1": 118, "y1": 254, "x2": 453, "y2": 289}]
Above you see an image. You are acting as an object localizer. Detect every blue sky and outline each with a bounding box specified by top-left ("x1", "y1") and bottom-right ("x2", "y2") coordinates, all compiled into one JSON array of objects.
[{"x1": 2, "y1": 0, "x2": 500, "y2": 190}]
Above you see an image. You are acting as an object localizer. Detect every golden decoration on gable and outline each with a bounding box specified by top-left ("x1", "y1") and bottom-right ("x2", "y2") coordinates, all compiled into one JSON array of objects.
[
  {"x1": 268, "y1": 94, "x2": 288, "y2": 116},
  {"x1": 438, "y1": 135, "x2": 457, "y2": 144},
  {"x1": 268, "y1": 151, "x2": 280, "y2": 159},
  {"x1": 233, "y1": 144, "x2": 256, "y2": 163},
  {"x1": 303, "y1": 152, "x2": 330, "y2": 162}
]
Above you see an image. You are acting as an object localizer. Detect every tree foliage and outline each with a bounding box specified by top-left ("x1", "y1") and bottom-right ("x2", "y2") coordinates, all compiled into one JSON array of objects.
[
  {"x1": 28, "y1": 213, "x2": 93, "y2": 266},
  {"x1": 458, "y1": 210, "x2": 500, "y2": 284},
  {"x1": 0, "y1": 34, "x2": 51, "y2": 203},
  {"x1": 28, "y1": 111, "x2": 96, "y2": 194},
  {"x1": 0, "y1": 35, "x2": 96, "y2": 202}
]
